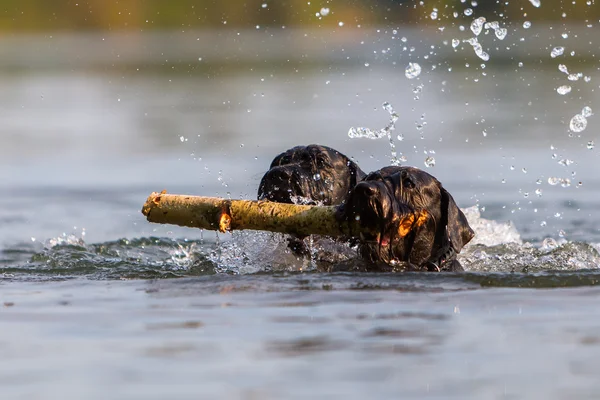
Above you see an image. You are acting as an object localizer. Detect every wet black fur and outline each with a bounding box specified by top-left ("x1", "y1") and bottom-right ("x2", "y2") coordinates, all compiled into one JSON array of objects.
[
  {"x1": 258, "y1": 144, "x2": 365, "y2": 205},
  {"x1": 258, "y1": 144, "x2": 366, "y2": 255},
  {"x1": 337, "y1": 166, "x2": 474, "y2": 271}
]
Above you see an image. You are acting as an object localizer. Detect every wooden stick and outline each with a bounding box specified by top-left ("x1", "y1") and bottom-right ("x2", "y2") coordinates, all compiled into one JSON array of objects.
[{"x1": 141, "y1": 191, "x2": 426, "y2": 238}]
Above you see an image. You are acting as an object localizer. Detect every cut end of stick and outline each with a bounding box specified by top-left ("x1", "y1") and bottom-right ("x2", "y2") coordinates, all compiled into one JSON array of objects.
[
  {"x1": 142, "y1": 191, "x2": 164, "y2": 217},
  {"x1": 219, "y1": 212, "x2": 232, "y2": 232}
]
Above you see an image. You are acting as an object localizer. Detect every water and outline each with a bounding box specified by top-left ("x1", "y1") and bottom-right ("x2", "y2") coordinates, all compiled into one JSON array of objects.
[
  {"x1": 5, "y1": 278, "x2": 600, "y2": 399},
  {"x1": 1, "y1": 34, "x2": 600, "y2": 397}
]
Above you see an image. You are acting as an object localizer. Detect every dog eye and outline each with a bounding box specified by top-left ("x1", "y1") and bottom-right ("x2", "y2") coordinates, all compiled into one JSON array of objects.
[
  {"x1": 316, "y1": 156, "x2": 328, "y2": 167},
  {"x1": 300, "y1": 153, "x2": 311, "y2": 162},
  {"x1": 403, "y1": 178, "x2": 415, "y2": 189}
]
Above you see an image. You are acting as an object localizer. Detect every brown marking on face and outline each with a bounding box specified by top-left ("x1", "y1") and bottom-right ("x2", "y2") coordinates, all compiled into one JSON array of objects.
[
  {"x1": 396, "y1": 210, "x2": 428, "y2": 237},
  {"x1": 415, "y1": 210, "x2": 429, "y2": 227},
  {"x1": 398, "y1": 214, "x2": 416, "y2": 237}
]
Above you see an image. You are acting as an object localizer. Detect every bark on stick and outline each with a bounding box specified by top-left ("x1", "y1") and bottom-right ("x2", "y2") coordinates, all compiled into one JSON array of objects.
[{"x1": 141, "y1": 191, "x2": 424, "y2": 238}]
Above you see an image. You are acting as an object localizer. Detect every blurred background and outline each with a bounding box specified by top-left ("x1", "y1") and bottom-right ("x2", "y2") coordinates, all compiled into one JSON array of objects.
[{"x1": 1, "y1": 0, "x2": 598, "y2": 245}]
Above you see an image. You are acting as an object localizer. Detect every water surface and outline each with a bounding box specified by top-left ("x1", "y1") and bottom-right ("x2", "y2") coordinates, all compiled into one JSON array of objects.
[{"x1": 1, "y1": 49, "x2": 600, "y2": 398}]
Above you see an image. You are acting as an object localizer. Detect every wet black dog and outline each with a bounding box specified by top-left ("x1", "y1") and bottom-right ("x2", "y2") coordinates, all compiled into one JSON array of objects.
[
  {"x1": 258, "y1": 144, "x2": 365, "y2": 255},
  {"x1": 258, "y1": 144, "x2": 365, "y2": 205},
  {"x1": 337, "y1": 166, "x2": 474, "y2": 271}
]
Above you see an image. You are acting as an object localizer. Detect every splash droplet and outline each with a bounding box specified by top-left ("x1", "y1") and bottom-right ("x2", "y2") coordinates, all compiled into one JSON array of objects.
[
  {"x1": 558, "y1": 64, "x2": 569, "y2": 74},
  {"x1": 529, "y1": 0, "x2": 541, "y2": 7},
  {"x1": 452, "y1": 38, "x2": 460, "y2": 48},
  {"x1": 405, "y1": 62, "x2": 422, "y2": 79},
  {"x1": 581, "y1": 106, "x2": 593, "y2": 118},
  {"x1": 556, "y1": 85, "x2": 571, "y2": 95},
  {"x1": 558, "y1": 159, "x2": 574, "y2": 166},
  {"x1": 464, "y1": 37, "x2": 489, "y2": 61},
  {"x1": 523, "y1": 21, "x2": 532, "y2": 28},
  {"x1": 494, "y1": 28, "x2": 508, "y2": 40},
  {"x1": 569, "y1": 113, "x2": 588, "y2": 132},
  {"x1": 319, "y1": 7, "x2": 330, "y2": 16},
  {"x1": 550, "y1": 46, "x2": 565, "y2": 58},
  {"x1": 470, "y1": 17, "x2": 486, "y2": 36},
  {"x1": 424, "y1": 156, "x2": 436, "y2": 168},
  {"x1": 587, "y1": 140, "x2": 595, "y2": 150},
  {"x1": 548, "y1": 177, "x2": 560, "y2": 186}
]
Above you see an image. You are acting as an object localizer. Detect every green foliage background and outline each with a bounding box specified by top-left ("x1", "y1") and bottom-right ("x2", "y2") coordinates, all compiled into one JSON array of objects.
[{"x1": 0, "y1": 0, "x2": 594, "y2": 32}]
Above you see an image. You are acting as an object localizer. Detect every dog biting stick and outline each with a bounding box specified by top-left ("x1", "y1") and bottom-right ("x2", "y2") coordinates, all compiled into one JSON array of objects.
[{"x1": 141, "y1": 191, "x2": 426, "y2": 239}]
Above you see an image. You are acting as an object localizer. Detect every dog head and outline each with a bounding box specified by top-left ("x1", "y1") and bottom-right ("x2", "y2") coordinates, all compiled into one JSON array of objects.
[
  {"x1": 337, "y1": 166, "x2": 474, "y2": 267},
  {"x1": 258, "y1": 144, "x2": 365, "y2": 205}
]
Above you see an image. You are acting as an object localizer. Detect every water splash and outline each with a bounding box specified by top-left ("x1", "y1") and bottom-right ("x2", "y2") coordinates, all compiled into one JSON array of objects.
[
  {"x1": 568, "y1": 73, "x2": 583, "y2": 81},
  {"x1": 5, "y1": 210, "x2": 600, "y2": 281},
  {"x1": 558, "y1": 64, "x2": 569, "y2": 74},
  {"x1": 470, "y1": 17, "x2": 486, "y2": 36},
  {"x1": 529, "y1": 0, "x2": 541, "y2": 7},
  {"x1": 208, "y1": 231, "x2": 357, "y2": 274},
  {"x1": 483, "y1": 20, "x2": 508, "y2": 40},
  {"x1": 569, "y1": 115, "x2": 586, "y2": 132},
  {"x1": 493, "y1": 27, "x2": 508, "y2": 40},
  {"x1": 463, "y1": 37, "x2": 489, "y2": 61},
  {"x1": 570, "y1": 106, "x2": 593, "y2": 132},
  {"x1": 462, "y1": 206, "x2": 522, "y2": 247},
  {"x1": 45, "y1": 233, "x2": 86, "y2": 248},
  {"x1": 348, "y1": 101, "x2": 403, "y2": 165},
  {"x1": 548, "y1": 177, "x2": 561, "y2": 186},
  {"x1": 5, "y1": 237, "x2": 215, "y2": 280},
  {"x1": 405, "y1": 62, "x2": 422, "y2": 79},
  {"x1": 550, "y1": 46, "x2": 565, "y2": 58},
  {"x1": 463, "y1": 241, "x2": 600, "y2": 273},
  {"x1": 556, "y1": 85, "x2": 571, "y2": 95}
]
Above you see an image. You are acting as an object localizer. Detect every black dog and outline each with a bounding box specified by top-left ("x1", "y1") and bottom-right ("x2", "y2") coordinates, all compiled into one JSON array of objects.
[
  {"x1": 258, "y1": 144, "x2": 365, "y2": 205},
  {"x1": 258, "y1": 144, "x2": 365, "y2": 255},
  {"x1": 337, "y1": 166, "x2": 474, "y2": 271}
]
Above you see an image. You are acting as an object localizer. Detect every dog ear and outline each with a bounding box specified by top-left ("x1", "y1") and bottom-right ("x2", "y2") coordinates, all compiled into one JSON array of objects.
[
  {"x1": 348, "y1": 161, "x2": 366, "y2": 187},
  {"x1": 440, "y1": 187, "x2": 474, "y2": 252},
  {"x1": 269, "y1": 152, "x2": 286, "y2": 169}
]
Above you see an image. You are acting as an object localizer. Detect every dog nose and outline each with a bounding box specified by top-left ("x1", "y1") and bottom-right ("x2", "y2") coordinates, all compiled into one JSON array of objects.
[{"x1": 270, "y1": 167, "x2": 293, "y2": 181}]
